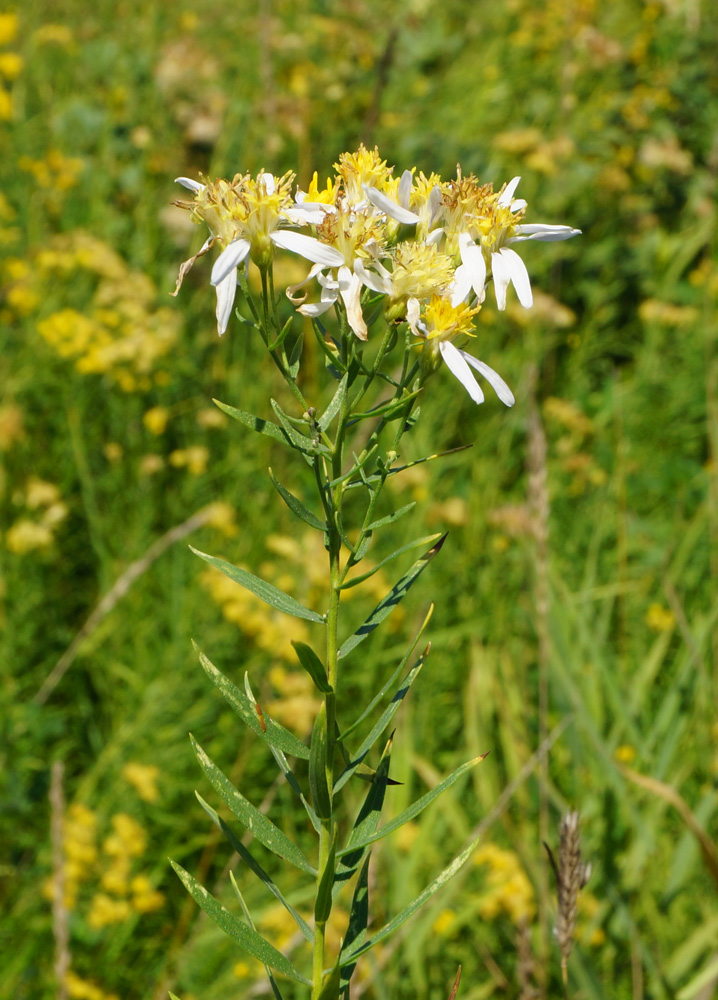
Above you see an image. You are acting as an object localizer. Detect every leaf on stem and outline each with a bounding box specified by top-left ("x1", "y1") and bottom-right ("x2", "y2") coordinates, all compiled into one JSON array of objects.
[
  {"x1": 314, "y1": 832, "x2": 337, "y2": 924},
  {"x1": 229, "y1": 872, "x2": 287, "y2": 1000},
  {"x1": 194, "y1": 643, "x2": 310, "y2": 760},
  {"x1": 270, "y1": 398, "x2": 327, "y2": 456},
  {"x1": 191, "y1": 736, "x2": 317, "y2": 874},
  {"x1": 339, "y1": 534, "x2": 442, "y2": 591},
  {"x1": 212, "y1": 399, "x2": 289, "y2": 445},
  {"x1": 339, "y1": 855, "x2": 371, "y2": 991},
  {"x1": 190, "y1": 547, "x2": 325, "y2": 623},
  {"x1": 292, "y1": 641, "x2": 332, "y2": 693},
  {"x1": 339, "y1": 837, "x2": 480, "y2": 965},
  {"x1": 336, "y1": 754, "x2": 488, "y2": 856},
  {"x1": 334, "y1": 737, "x2": 392, "y2": 895},
  {"x1": 268, "y1": 469, "x2": 326, "y2": 531},
  {"x1": 338, "y1": 534, "x2": 447, "y2": 659},
  {"x1": 366, "y1": 502, "x2": 417, "y2": 532},
  {"x1": 195, "y1": 792, "x2": 314, "y2": 943},
  {"x1": 170, "y1": 860, "x2": 312, "y2": 985},
  {"x1": 318, "y1": 373, "x2": 349, "y2": 431},
  {"x1": 334, "y1": 645, "x2": 429, "y2": 793},
  {"x1": 309, "y1": 702, "x2": 332, "y2": 820}
]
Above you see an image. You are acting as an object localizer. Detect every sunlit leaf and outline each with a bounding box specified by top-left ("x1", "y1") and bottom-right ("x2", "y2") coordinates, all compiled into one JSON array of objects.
[{"x1": 269, "y1": 468, "x2": 326, "y2": 531}]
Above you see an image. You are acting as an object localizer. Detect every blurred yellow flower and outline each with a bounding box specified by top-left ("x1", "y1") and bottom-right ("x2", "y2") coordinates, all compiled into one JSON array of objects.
[
  {"x1": 25, "y1": 477, "x2": 61, "y2": 509},
  {"x1": 6, "y1": 519, "x2": 54, "y2": 553},
  {"x1": 473, "y1": 843, "x2": 536, "y2": 925},
  {"x1": 645, "y1": 603, "x2": 675, "y2": 632},
  {"x1": 432, "y1": 908, "x2": 456, "y2": 936},
  {"x1": 138, "y1": 453, "x2": 164, "y2": 476},
  {"x1": 0, "y1": 87, "x2": 11, "y2": 121},
  {"x1": 32, "y1": 24, "x2": 73, "y2": 46},
  {"x1": 0, "y1": 51, "x2": 22, "y2": 79},
  {"x1": 0, "y1": 13, "x2": 18, "y2": 46},
  {"x1": 65, "y1": 971, "x2": 119, "y2": 1000},
  {"x1": 204, "y1": 500, "x2": 237, "y2": 536},
  {"x1": 103, "y1": 442, "x2": 123, "y2": 463},
  {"x1": 0, "y1": 404, "x2": 24, "y2": 449},
  {"x1": 196, "y1": 406, "x2": 228, "y2": 430},
  {"x1": 614, "y1": 744, "x2": 636, "y2": 765},
  {"x1": 87, "y1": 893, "x2": 132, "y2": 929},
  {"x1": 122, "y1": 762, "x2": 160, "y2": 803},
  {"x1": 169, "y1": 445, "x2": 209, "y2": 475},
  {"x1": 143, "y1": 406, "x2": 170, "y2": 435}
]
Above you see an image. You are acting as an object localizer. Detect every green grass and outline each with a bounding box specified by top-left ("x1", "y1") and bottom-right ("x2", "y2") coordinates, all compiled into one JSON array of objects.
[{"x1": 1, "y1": 1, "x2": 718, "y2": 999}]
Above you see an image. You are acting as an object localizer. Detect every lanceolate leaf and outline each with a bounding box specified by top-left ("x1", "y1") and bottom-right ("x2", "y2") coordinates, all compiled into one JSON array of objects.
[
  {"x1": 339, "y1": 605, "x2": 434, "y2": 743},
  {"x1": 339, "y1": 856, "x2": 371, "y2": 990},
  {"x1": 366, "y1": 502, "x2": 416, "y2": 532},
  {"x1": 292, "y1": 641, "x2": 332, "y2": 693},
  {"x1": 319, "y1": 372, "x2": 349, "y2": 431},
  {"x1": 338, "y1": 535, "x2": 447, "y2": 659},
  {"x1": 229, "y1": 873, "x2": 287, "y2": 1000},
  {"x1": 339, "y1": 534, "x2": 442, "y2": 592},
  {"x1": 190, "y1": 546, "x2": 325, "y2": 623},
  {"x1": 314, "y1": 833, "x2": 337, "y2": 924},
  {"x1": 170, "y1": 861, "x2": 312, "y2": 985},
  {"x1": 334, "y1": 738, "x2": 392, "y2": 894},
  {"x1": 212, "y1": 399, "x2": 288, "y2": 445},
  {"x1": 309, "y1": 703, "x2": 332, "y2": 820},
  {"x1": 268, "y1": 469, "x2": 326, "y2": 531},
  {"x1": 196, "y1": 792, "x2": 313, "y2": 943},
  {"x1": 336, "y1": 755, "x2": 487, "y2": 857},
  {"x1": 194, "y1": 643, "x2": 310, "y2": 760},
  {"x1": 270, "y1": 398, "x2": 327, "y2": 456},
  {"x1": 334, "y1": 647, "x2": 429, "y2": 794},
  {"x1": 191, "y1": 736, "x2": 316, "y2": 875},
  {"x1": 339, "y1": 837, "x2": 480, "y2": 965},
  {"x1": 344, "y1": 446, "x2": 472, "y2": 491}
]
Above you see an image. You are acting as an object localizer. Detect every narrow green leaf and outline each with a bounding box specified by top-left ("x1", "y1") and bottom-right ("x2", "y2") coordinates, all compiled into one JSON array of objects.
[
  {"x1": 268, "y1": 469, "x2": 326, "y2": 531},
  {"x1": 309, "y1": 703, "x2": 332, "y2": 820},
  {"x1": 229, "y1": 872, "x2": 287, "y2": 1000},
  {"x1": 190, "y1": 547, "x2": 325, "y2": 623},
  {"x1": 343, "y1": 446, "x2": 472, "y2": 491},
  {"x1": 339, "y1": 605, "x2": 434, "y2": 743},
  {"x1": 194, "y1": 643, "x2": 310, "y2": 760},
  {"x1": 191, "y1": 736, "x2": 316, "y2": 875},
  {"x1": 319, "y1": 373, "x2": 349, "y2": 431},
  {"x1": 270, "y1": 398, "x2": 326, "y2": 456},
  {"x1": 267, "y1": 315, "x2": 294, "y2": 352},
  {"x1": 339, "y1": 856, "x2": 370, "y2": 990},
  {"x1": 334, "y1": 737, "x2": 392, "y2": 895},
  {"x1": 340, "y1": 837, "x2": 480, "y2": 965},
  {"x1": 366, "y1": 502, "x2": 416, "y2": 532},
  {"x1": 337, "y1": 754, "x2": 487, "y2": 856},
  {"x1": 287, "y1": 330, "x2": 303, "y2": 377},
  {"x1": 212, "y1": 399, "x2": 287, "y2": 445},
  {"x1": 314, "y1": 833, "x2": 337, "y2": 924},
  {"x1": 196, "y1": 792, "x2": 314, "y2": 943},
  {"x1": 292, "y1": 641, "x2": 332, "y2": 693},
  {"x1": 350, "y1": 387, "x2": 423, "y2": 421},
  {"x1": 317, "y1": 956, "x2": 342, "y2": 1000},
  {"x1": 334, "y1": 646, "x2": 429, "y2": 794},
  {"x1": 338, "y1": 535, "x2": 447, "y2": 659},
  {"x1": 170, "y1": 861, "x2": 312, "y2": 985},
  {"x1": 339, "y1": 534, "x2": 442, "y2": 591}
]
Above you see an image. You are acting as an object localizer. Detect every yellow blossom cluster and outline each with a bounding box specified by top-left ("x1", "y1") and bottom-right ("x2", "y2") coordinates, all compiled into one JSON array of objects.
[
  {"x1": 0, "y1": 12, "x2": 22, "y2": 122},
  {"x1": 65, "y1": 971, "x2": 119, "y2": 1000},
  {"x1": 266, "y1": 665, "x2": 321, "y2": 735},
  {"x1": 473, "y1": 843, "x2": 536, "y2": 925},
  {"x1": 122, "y1": 762, "x2": 160, "y2": 803},
  {"x1": 5, "y1": 476, "x2": 68, "y2": 555},
  {"x1": 544, "y1": 396, "x2": 606, "y2": 495},
  {"x1": 19, "y1": 149, "x2": 84, "y2": 193},
  {"x1": 644, "y1": 603, "x2": 675, "y2": 632},
  {"x1": 1, "y1": 232, "x2": 179, "y2": 391}
]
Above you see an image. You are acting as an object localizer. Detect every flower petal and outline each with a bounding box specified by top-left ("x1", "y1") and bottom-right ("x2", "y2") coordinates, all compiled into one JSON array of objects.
[
  {"x1": 286, "y1": 262, "x2": 325, "y2": 304},
  {"x1": 362, "y1": 184, "x2": 421, "y2": 225},
  {"x1": 175, "y1": 176, "x2": 205, "y2": 193},
  {"x1": 354, "y1": 259, "x2": 390, "y2": 295},
  {"x1": 492, "y1": 248, "x2": 533, "y2": 309},
  {"x1": 450, "y1": 264, "x2": 473, "y2": 307},
  {"x1": 460, "y1": 352, "x2": 515, "y2": 406},
  {"x1": 509, "y1": 224, "x2": 582, "y2": 242},
  {"x1": 270, "y1": 230, "x2": 345, "y2": 267},
  {"x1": 398, "y1": 169, "x2": 413, "y2": 209},
  {"x1": 215, "y1": 270, "x2": 238, "y2": 336},
  {"x1": 406, "y1": 297, "x2": 424, "y2": 337},
  {"x1": 439, "y1": 341, "x2": 484, "y2": 404},
  {"x1": 458, "y1": 232, "x2": 487, "y2": 299},
  {"x1": 498, "y1": 176, "x2": 521, "y2": 207},
  {"x1": 211, "y1": 239, "x2": 250, "y2": 286},
  {"x1": 338, "y1": 266, "x2": 368, "y2": 340}
]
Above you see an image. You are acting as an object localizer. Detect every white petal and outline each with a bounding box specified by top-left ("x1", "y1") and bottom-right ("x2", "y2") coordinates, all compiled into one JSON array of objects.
[
  {"x1": 427, "y1": 185, "x2": 442, "y2": 225},
  {"x1": 460, "y1": 352, "x2": 515, "y2": 406},
  {"x1": 338, "y1": 266, "x2": 368, "y2": 340},
  {"x1": 458, "y1": 232, "x2": 487, "y2": 299},
  {"x1": 258, "y1": 172, "x2": 276, "y2": 194},
  {"x1": 426, "y1": 227, "x2": 444, "y2": 247},
  {"x1": 399, "y1": 170, "x2": 413, "y2": 209},
  {"x1": 439, "y1": 341, "x2": 484, "y2": 404},
  {"x1": 270, "y1": 230, "x2": 345, "y2": 267},
  {"x1": 492, "y1": 248, "x2": 532, "y2": 309},
  {"x1": 175, "y1": 176, "x2": 205, "y2": 193},
  {"x1": 510, "y1": 199, "x2": 527, "y2": 212},
  {"x1": 299, "y1": 299, "x2": 335, "y2": 317},
  {"x1": 406, "y1": 297, "x2": 424, "y2": 337},
  {"x1": 354, "y1": 259, "x2": 390, "y2": 295},
  {"x1": 215, "y1": 270, "x2": 237, "y2": 335},
  {"x1": 498, "y1": 176, "x2": 521, "y2": 207},
  {"x1": 450, "y1": 264, "x2": 473, "y2": 307},
  {"x1": 509, "y1": 224, "x2": 582, "y2": 242},
  {"x1": 211, "y1": 239, "x2": 250, "y2": 286},
  {"x1": 284, "y1": 202, "x2": 336, "y2": 225},
  {"x1": 362, "y1": 184, "x2": 421, "y2": 224},
  {"x1": 286, "y1": 262, "x2": 325, "y2": 304}
]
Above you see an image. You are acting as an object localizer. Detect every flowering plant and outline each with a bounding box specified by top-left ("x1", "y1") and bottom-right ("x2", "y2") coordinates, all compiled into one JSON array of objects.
[{"x1": 170, "y1": 145, "x2": 579, "y2": 1000}]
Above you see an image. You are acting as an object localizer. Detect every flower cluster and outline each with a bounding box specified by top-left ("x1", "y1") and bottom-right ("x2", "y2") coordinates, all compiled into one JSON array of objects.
[{"x1": 174, "y1": 144, "x2": 579, "y2": 405}]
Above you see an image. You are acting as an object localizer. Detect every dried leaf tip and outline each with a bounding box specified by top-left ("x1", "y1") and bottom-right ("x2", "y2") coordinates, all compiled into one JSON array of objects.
[{"x1": 544, "y1": 810, "x2": 591, "y2": 985}]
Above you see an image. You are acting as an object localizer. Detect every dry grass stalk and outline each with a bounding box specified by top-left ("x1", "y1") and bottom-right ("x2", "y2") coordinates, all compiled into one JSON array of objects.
[
  {"x1": 517, "y1": 917, "x2": 539, "y2": 1000},
  {"x1": 545, "y1": 811, "x2": 591, "y2": 985},
  {"x1": 50, "y1": 761, "x2": 69, "y2": 1000}
]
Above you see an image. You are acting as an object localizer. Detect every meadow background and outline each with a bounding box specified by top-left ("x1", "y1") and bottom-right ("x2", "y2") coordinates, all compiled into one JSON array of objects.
[{"x1": 2, "y1": 0, "x2": 718, "y2": 998}]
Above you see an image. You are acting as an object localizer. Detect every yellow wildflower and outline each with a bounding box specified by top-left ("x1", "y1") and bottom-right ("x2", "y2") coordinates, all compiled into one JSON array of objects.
[
  {"x1": 122, "y1": 762, "x2": 160, "y2": 803},
  {"x1": 143, "y1": 406, "x2": 170, "y2": 435},
  {"x1": 6, "y1": 519, "x2": 54, "y2": 553},
  {"x1": 645, "y1": 603, "x2": 675, "y2": 632},
  {"x1": 0, "y1": 13, "x2": 18, "y2": 46}
]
